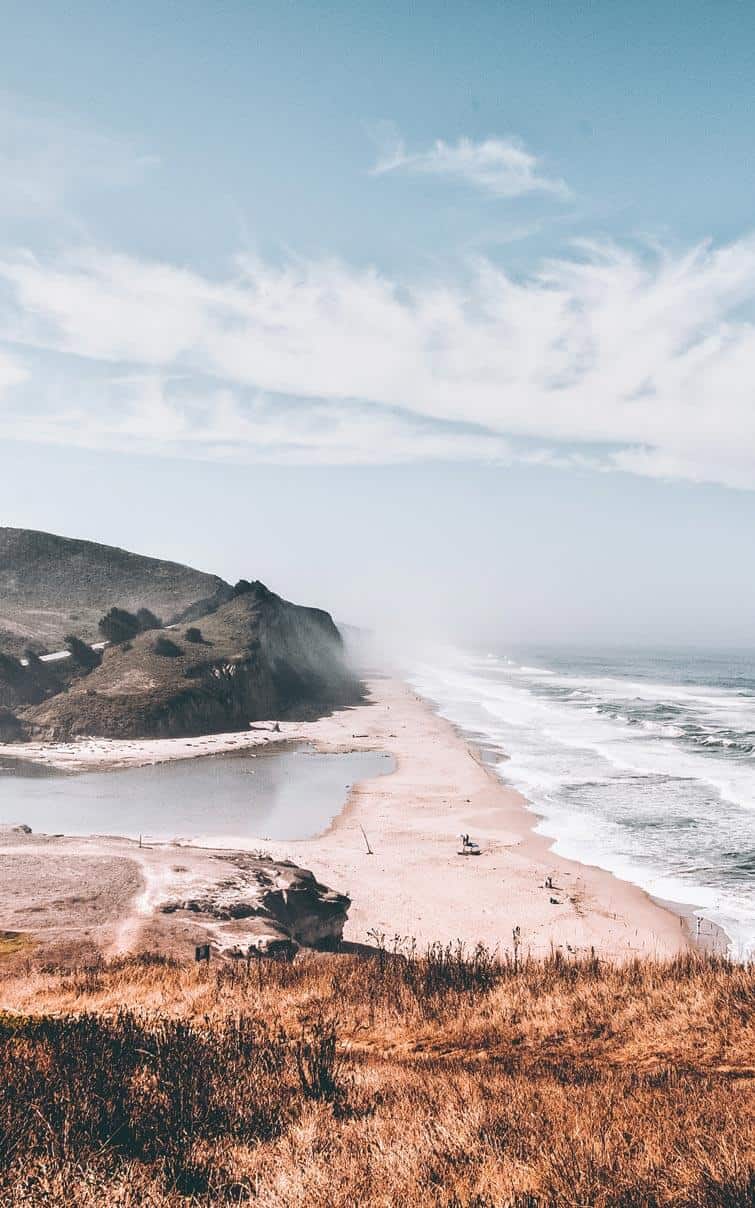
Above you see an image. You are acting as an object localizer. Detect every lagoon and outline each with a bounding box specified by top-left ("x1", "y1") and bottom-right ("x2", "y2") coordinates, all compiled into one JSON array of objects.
[{"x1": 0, "y1": 746, "x2": 393, "y2": 844}]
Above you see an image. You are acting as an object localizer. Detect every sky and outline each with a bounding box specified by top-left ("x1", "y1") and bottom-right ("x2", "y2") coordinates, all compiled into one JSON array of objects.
[{"x1": 0, "y1": 0, "x2": 753, "y2": 646}]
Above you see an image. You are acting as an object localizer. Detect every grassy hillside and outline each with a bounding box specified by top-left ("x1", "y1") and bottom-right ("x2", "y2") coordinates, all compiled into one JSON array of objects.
[
  {"x1": 0, "y1": 944, "x2": 752, "y2": 1206},
  {"x1": 0, "y1": 528, "x2": 228, "y2": 656}
]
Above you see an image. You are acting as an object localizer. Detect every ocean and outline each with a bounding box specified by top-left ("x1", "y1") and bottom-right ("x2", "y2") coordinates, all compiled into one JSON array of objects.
[{"x1": 408, "y1": 647, "x2": 755, "y2": 959}]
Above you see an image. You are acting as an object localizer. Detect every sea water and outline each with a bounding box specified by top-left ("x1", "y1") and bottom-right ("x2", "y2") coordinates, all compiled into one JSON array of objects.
[{"x1": 409, "y1": 647, "x2": 755, "y2": 958}]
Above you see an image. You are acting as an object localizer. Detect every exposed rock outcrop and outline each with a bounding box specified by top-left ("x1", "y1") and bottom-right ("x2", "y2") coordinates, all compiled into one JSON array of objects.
[{"x1": 159, "y1": 854, "x2": 350, "y2": 957}]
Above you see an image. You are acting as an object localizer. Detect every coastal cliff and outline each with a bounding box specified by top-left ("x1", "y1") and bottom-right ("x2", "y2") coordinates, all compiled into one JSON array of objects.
[
  {"x1": 0, "y1": 530, "x2": 361, "y2": 741},
  {"x1": 18, "y1": 584, "x2": 360, "y2": 740}
]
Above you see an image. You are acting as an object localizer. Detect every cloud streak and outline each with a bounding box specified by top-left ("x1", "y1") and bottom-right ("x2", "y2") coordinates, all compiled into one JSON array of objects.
[
  {"x1": 0, "y1": 93, "x2": 158, "y2": 231},
  {"x1": 371, "y1": 133, "x2": 571, "y2": 199},
  {"x1": 0, "y1": 237, "x2": 754, "y2": 487}
]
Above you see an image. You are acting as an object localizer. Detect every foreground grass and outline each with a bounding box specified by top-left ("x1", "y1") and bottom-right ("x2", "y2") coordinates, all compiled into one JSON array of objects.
[{"x1": 0, "y1": 943, "x2": 752, "y2": 1206}]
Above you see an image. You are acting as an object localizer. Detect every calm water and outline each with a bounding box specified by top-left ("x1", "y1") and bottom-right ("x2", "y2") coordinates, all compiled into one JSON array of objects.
[
  {"x1": 409, "y1": 647, "x2": 755, "y2": 958},
  {"x1": 0, "y1": 746, "x2": 394, "y2": 843}
]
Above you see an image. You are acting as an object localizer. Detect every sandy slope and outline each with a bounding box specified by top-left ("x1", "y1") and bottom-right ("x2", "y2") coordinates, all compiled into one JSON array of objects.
[{"x1": 0, "y1": 679, "x2": 690, "y2": 961}]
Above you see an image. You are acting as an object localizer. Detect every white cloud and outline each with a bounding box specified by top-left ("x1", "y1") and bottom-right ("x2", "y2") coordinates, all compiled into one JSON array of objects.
[
  {"x1": 0, "y1": 237, "x2": 754, "y2": 487},
  {"x1": 0, "y1": 371, "x2": 511, "y2": 466},
  {"x1": 371, "y1": 133, "x2": 570, "y2": 199}
]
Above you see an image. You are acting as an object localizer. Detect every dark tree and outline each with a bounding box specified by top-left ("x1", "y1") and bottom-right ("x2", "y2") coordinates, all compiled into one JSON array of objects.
[
  {"x1": 0, "y1": 706, "x2": 23, "y2": 739},
  {"x1": 184, "y1": 627, "x2": 203, "y2": 644},
  {"x1": 65, "y1": 635, "x2": 102, "y2": 670},
  {"x1": 135, "y1": 608, "x2": 162, "y2": 632},
  {"x1": 0, "y1": 652, "x2": 23, "y2": 679},
  {"x1": 98, "y1": 607, "x2": 140, "y2": 644},
  {"x1": 152, "y1": 636, "x2": 183, "y2": 658}
]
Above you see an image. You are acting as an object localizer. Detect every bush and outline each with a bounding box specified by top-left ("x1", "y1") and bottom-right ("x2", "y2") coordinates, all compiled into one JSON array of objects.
[
  {"x1": 98, "y1": 607, "x2": 140, "y2": 644},
  {"x1": 0, "y1": 706, "x2": 23, "y2": 739},
  {"x1": 64, "y1": 636, "x2": 101, "y2": 670},
  {"x1": 0, "y1": 652, "x2": 23, "y2": 678},
  {"x1": 152, "y1": 636, "x2": 182, "y2": 658},
  {"x1": 135, "y1": 608, "x2": 162, "y2": 632},
  {"x1": 184, "y1": 626, "x2": 203, "y2": 643},
  {"x1": 233, "y1": 578, "x2": 254, "y2": 596},
  {"x1": 294, "y1": 1008, "x2": 346, "y2": 1104},
  {"x1": 98, "y1": 607, "x2": 164, "y2": 644}
]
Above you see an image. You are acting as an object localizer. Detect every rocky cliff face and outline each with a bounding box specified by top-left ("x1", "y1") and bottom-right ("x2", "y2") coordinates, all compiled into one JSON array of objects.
[
  {"x1": 19, "y1": 582, "x2": 361, "y2": 741},
  {"x1": 160, "y1": 853, "x2": 351, "y2": 957}
]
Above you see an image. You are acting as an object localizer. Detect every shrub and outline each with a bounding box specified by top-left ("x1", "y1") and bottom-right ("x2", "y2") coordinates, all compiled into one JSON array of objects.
[
  {"x1": 0, "y1": 652, "x2": 23, "y2": 678},
  {"x1": 64, "y1": 635, "x2": 101, "y2": 670},
  {"x1": 99, "y1": 607, "x2": 166, "y2": 644},
  {"x1": 294, "y1": 1008, "x2": 347, "y2": 1104},
  {"x1": 0, "y1": 1009, "x2": 293, "y2": 1191},
  {"x1": 0, "y1": 951, "x2": 751, "y2": 1205},
  {"x1": 98, "y1": 607, "x2": 140, "y2": 644},
  {"x1": 152, "y1": 636, "x2": 182, "y2": 658},
  {"x1": 0, "y1": 707, "x2": 23, "y2": 739},
  {"x1": 233, "y1": 578, "x2": 254, "y2": 596},
  {"x1": 184, "y1": 626, "x2": 203, "y2": 643},
  {"x1": 135, "y1": 608, "x2": 162, "y2": 632}
]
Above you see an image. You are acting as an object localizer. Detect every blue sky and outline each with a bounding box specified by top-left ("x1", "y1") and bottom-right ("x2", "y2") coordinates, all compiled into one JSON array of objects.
[{"x1": 0, "y1": 1, "x2": 753, "y2": 643}]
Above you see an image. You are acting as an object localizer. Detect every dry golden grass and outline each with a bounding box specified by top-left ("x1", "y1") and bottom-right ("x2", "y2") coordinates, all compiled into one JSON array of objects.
[
  {"x1": 0, "y1": 931, "x2": 33, "y2": 959},
  {"x1": 0, "y1": 943, "x2": 752, "y2": 1206}
]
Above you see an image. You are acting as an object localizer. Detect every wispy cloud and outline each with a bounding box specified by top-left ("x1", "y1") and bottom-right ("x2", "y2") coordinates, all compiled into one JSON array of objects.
[
  {"x1": 0, "y1": 349, "x2": 28, "y2": 390},
  {"x1": 371, "y1": 131, "x2": 571, "y2": 199},
  {"x1": 1, "y1": 237, "x2": 754, "y2": 487},
  {"x1": 0, "y1": 93, "x2": 158, "y2": 227},
  {"x1": 0, "y1": 369, "x2": 512, "y2": 466}
]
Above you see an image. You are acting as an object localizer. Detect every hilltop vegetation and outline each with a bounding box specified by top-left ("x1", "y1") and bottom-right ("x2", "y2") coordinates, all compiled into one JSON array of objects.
[
  {"x1": 0, "y1": 944, "x2": 752, "y2": 1206},
  {"x1": 0, "y1": 528, "x2": 228, "y2": 656}
]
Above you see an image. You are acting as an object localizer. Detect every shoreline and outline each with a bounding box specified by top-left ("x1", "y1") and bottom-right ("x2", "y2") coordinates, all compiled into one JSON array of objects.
[
  {"x1": 0, "y1": 677, "x2": 704, "y2": 960},
  {"x1": 420, "y1": 707, "x2": 730, "y2": 956}
]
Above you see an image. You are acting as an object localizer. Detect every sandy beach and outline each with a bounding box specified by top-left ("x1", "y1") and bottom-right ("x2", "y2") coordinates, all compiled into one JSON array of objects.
[
  {"x1": 0, "y1": 677, "x2": 693, "y2": 961},
  {"x1": 287, "y1": 678, "x2": 692, "y2": 959}
]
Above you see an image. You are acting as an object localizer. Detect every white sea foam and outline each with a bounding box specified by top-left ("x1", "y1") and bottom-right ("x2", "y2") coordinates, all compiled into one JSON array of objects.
[{"x1": 408, "y1": 646, "x2": 755, "y2": 959}]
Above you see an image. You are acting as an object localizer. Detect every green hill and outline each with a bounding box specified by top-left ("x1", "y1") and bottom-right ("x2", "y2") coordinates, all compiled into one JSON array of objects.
[{"x1": 0, "y1": 528, "x2": 229, "y2": 656}]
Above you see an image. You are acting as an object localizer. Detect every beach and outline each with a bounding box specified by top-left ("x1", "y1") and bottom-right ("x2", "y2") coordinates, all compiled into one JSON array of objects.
[{"x1": 0, "y1": 677, "x2": 691, "y2": 960}]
